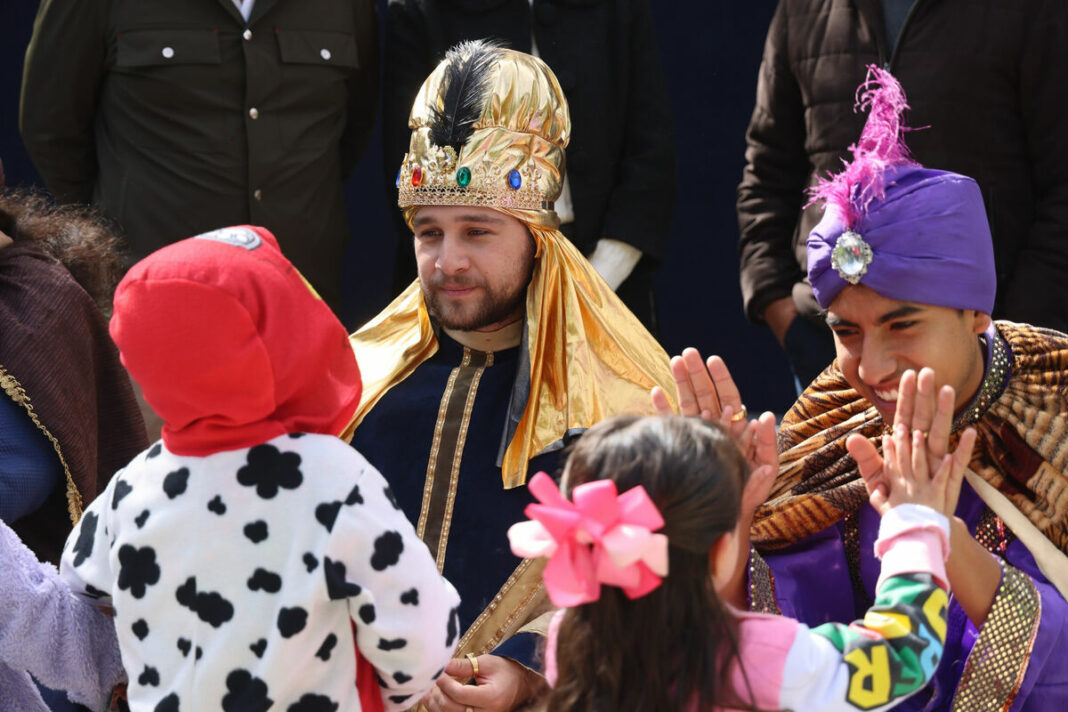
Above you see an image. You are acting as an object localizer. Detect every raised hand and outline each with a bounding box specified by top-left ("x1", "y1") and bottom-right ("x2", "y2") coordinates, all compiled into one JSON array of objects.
[
  {"x1": 651, "y1": 348, "x2": 743, "y2": 421},
  {"x1": 860, "y1": 423, "x2": 975, "y2": 518},
  {"x1": 651, "y1": 348, "x2": 777, "y2": 508},
  {"x1": 848, "y1": 368, "x2": 974, "y2": 515},
  {"x1": 892, "y1": 368, "x2": 956, "y2": 463}
]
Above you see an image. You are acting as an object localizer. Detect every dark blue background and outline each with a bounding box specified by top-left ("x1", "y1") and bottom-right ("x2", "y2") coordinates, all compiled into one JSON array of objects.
[{"x1": 0, "y1": 1, "x2": 795, "y2": 415}]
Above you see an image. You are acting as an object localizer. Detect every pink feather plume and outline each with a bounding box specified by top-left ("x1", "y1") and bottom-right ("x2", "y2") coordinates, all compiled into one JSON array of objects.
[{"x1": 806, "y1": 66, "x2": 918, "y2": 228}]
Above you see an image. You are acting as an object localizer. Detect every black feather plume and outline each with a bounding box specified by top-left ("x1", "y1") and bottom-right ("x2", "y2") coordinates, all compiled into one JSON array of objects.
[{"x1": 429, "y1": 40, "x2": 501, "y2": 152}]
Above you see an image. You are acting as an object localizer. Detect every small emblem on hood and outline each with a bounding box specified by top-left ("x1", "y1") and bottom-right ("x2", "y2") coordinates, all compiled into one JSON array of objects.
[{"x1": 195, "y1": 227, "x2": 262, "y2": 251}]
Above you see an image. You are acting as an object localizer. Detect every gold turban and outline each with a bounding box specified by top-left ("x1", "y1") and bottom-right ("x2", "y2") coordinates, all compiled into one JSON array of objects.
[{"x1": 344, "y1": 43, "x2": 675, "y2": 488}]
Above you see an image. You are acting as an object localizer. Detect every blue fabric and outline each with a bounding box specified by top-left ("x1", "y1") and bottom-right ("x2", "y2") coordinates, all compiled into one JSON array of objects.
[
  {"x1": 0, "y1": 392, "x2": 62, "y2": 524},
  {"x1": 353, "y1": 332, "x2": 563, "y2": 669}
]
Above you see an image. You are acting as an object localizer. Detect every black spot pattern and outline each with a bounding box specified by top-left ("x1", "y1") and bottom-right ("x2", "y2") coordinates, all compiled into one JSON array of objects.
[
  {"x1": 135, "y1": 509, "x2": 150, "y2": 528},
  {"x1": 236, "y1": 444, "x2": 303, "y2": 499},
  {"x1": 377, "y1": 638, "x2": 407, "y2": 651},
  {"x1": 446, "y1": 606, "x2": 461, "y2": 647},
  {"x1": 196, "y1": 646, "x2": 203, "y2": 660},
  {"x1": 154, "y1": 693, "x2": 179, "y2": 712},
  {"x1": 138, "y1": 665, "x2": 160, "y2": 687},
  {"x1": 287, "y1": 694, "x2": 338, "y2": 712},
  {"x1": 147, "y1": 443, "x2": 162, "y2": 459},
  {"x1": 112, "y1": 480, "x2": 133, "y2": 509},
  {"x1": 70, "y1": 512, "x2": 98, "y2": 567},
  {"x1": 303, "y1": 553, "x2": 318, "y2": 572},
  {"x1": 222, "y1": 669, "x2": 273, "y2": 712},
  {"x1": 344, "y1": 484, "x2": 363, "y2": 505},
  {"x1": 288, "y1": 432, "x2": 306, "y2": 439},
  {"x1": 370, "y1": 531, "x2": 404, "y2": 571},
  {"x1": 383, "y1": 485, "x2": 401, "y2": 510},
  {"x1": 277, "y1": 607, "x2": 308, "y2": 638},
  {"x1": 315, "y1": 501, "x2": 342, "y2": 532},
  {"x1": 207, "y1": 495, "x2": 226, "y2": 515},
  {"x1": 83, "y1": 583, "x2": 108, "y2": 599},
  {"x1": 117, "y1": 545, "x2": 161, "y2": 599},
  {"x1": 315, "y1": 633, "x2": 337, "y2": 661},
  {"x1": 244, "y1": 520, "x2": 269, "y2": 543},
  {"x1": 400, "y1": 588, "x2": 419, "y2": 606},
  {"x1": 250, "y1": 638, "x2": 267, "y2": 658},
  {"x1": 175, "y1": 577, "x2": 234, "y2": 628},
  {"x1": 247, "y1": 568, "x2": 282, "y2": 593},
  {"x1": 388, "y1": 694, "x2": 412, "y2": 704},
  {"x1": 132, "y1": 619, "x2": 149, "y2": 641},
  {"x1": 358, "y1": 604, "x2": 375, "y2": 624},
  {"x1": 323, "y1": 558, "x2": 361, "y2": 600},
  {"x1": 177, "y1": 638, "x2": 191, "y2": 657},
  {"x1": 163, "y1": 467, "x2": 190, "y2": 499},
  {"x1": 393, "y1": 671, "x2": 412, "y2": 684}
]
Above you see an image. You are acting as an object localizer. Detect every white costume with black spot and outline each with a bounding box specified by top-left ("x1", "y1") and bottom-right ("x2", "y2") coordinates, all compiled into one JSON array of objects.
[{"x1": 60, "y1": 433, "x2": 459, "y2": 712}]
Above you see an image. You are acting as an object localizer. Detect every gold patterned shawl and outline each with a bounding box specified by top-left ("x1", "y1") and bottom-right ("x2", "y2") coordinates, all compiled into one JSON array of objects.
[{"x1": 752, "y1": 321, "x2": 1068, "y2": 557}]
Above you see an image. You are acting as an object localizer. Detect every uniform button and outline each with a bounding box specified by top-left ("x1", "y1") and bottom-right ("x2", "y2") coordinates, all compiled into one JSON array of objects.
[
  {"x1": 242, "y1": 29, "x2": 252, "y2": 41},
  {"x1": 253, "y1": 189, "x2": 263, "y2": 201},
  {"x1": 249, "y1": 107, "x2": 259, "y2": 120},
  {"x1": 320, "y1": 48, "x2": 332, "y2": 60},
  {"x1": 161, "y1": 46, "x2": 175, "y2": 59}
]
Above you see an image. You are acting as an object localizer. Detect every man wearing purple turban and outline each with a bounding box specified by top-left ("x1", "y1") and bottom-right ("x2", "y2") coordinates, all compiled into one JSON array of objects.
[{"x1": 660, "y1": 69, "x2": 1068, "y2": 710}]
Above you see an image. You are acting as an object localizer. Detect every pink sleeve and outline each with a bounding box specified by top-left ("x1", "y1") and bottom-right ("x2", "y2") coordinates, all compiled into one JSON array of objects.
[
  {"x1": 544, "y1": 609, "x2": 565, "y2": 687},
  {"x1": 874, "y1": 504, "x2": 951, "y2": 591}
]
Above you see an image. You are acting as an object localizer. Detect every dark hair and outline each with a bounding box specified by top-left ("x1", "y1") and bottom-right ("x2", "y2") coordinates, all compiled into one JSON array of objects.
[
  {"x1": 0, "y1": 188, "x2": 126, "y2": 314},
  {"x1": 545, "y1": 415, "x2": 755, "y2": 711}
]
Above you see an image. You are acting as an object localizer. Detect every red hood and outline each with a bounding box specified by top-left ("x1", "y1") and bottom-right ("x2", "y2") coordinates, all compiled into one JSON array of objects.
[{"x1": 110, "y1": 226, "x2": 360, "y2": 456}]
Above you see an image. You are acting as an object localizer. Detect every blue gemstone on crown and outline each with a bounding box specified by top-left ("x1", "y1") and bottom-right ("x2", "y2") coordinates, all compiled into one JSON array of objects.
[{"x1": 508, "y1": 169, "x2": 522, "y2": 190}]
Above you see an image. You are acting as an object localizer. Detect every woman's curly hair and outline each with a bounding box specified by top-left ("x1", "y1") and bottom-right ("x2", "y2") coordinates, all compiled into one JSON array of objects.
[{"x1": 0, "y1": 188, "x2": 127, "y2": 315}]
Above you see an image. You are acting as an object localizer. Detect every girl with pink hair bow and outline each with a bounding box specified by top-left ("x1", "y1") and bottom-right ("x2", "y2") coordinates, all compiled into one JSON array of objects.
[{"x1": 509, "y1": 414, "x2": 973, "y2": 711}]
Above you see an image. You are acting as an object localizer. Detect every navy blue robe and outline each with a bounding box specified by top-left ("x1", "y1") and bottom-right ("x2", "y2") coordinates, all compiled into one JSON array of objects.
[{"x1": 353, "y1": 332, "x2": 563, "y2": 666}]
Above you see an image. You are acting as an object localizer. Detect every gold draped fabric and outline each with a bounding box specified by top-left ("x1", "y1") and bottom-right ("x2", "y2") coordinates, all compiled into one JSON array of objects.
[
  {"x1": 341, "y1": 215, "x2": 675, "y2": 489},
  {"x1": 345, "y1": 44, "x2": 675, "y2": 487}
]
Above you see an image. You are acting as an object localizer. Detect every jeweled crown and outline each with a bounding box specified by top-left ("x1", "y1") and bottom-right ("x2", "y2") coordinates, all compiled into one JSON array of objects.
[{"x1": 397, "y1": 42, "x2": 570, "y2": 217}]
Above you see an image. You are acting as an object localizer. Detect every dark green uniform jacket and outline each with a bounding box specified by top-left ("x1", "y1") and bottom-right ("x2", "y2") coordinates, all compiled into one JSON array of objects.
[{"x1": 20, "y1": 0, "x2": 379, "y2": 308}]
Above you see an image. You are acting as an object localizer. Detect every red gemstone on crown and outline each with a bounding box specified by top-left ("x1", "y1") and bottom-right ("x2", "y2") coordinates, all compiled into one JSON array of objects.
[{"x1": 411, "y1": 166, "x2": 423, "y2": 187}]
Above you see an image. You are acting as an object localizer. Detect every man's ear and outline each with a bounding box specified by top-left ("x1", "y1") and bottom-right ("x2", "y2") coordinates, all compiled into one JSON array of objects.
[{"x1": 972, "y1": 311, "x2": 992, "y2": 335}]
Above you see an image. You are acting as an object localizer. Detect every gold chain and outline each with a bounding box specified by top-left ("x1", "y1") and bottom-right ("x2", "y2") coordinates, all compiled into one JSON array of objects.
[{"x1": 0, "y1": 364, "x2": 83, "y2": 525}]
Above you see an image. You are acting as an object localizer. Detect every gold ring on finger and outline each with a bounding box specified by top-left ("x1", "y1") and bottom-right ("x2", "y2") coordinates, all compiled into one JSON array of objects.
[
  {"x1": 466, "y1": 652, "x2": 480, "y2": 683},
  {"x1": 730, "y1": 404, "x2": 748, "y2": 422}
]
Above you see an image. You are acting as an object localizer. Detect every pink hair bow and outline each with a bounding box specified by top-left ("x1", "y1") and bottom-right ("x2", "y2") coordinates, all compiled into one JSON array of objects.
[{"x1": 508, "y1": 472, "x2": 669, "y2": 607}]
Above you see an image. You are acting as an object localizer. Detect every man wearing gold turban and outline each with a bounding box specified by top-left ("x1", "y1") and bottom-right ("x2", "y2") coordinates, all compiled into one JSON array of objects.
[{"x1": 343, "y1": 41, "x2": 676, "y2": 710}]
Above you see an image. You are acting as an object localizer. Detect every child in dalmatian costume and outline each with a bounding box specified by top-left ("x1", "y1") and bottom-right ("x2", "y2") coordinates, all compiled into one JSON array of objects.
[{"x1": 1, "y1": 226, "x2": 460, "y2": 711}]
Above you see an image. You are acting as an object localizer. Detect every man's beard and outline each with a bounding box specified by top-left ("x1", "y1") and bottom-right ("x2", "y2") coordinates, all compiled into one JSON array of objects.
[
  {"x1": 422, "y1": 248, "x2": 535, "y2": 331},
  {"x1": 423, "y1": 275, "x2": 528, "y2": 331}
]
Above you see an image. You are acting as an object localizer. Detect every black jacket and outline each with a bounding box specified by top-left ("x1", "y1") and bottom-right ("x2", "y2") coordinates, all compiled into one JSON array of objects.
[
  {"x1": 383, "y1": 0, "x2": 676, "y2": 283},
  {"x1": 20, "y1": 0, "x2": 379, "y2": 309},
  {"x1": 737, "y1": 0, "x2": 1068, "y2": 331}
]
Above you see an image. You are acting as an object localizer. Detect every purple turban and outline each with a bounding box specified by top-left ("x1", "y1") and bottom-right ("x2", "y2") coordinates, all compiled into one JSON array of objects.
[
  {"x1": 807, "y1": 164, "x2": 996, "y2": 312},
  {"x1": 805, "y1": 67, "x2": 996, "y2": 313}
]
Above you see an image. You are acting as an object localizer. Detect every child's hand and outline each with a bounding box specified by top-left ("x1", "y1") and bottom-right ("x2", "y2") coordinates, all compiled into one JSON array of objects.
[{"x1": 864, "y1": 423, "x2": 976, "y2": 517}]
